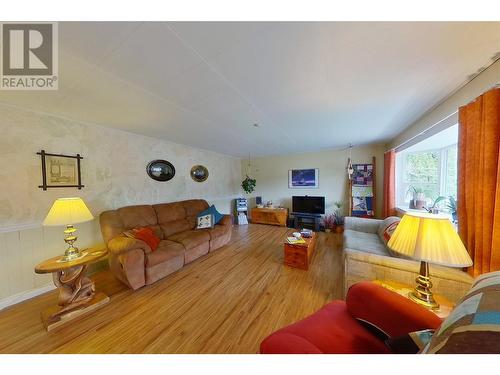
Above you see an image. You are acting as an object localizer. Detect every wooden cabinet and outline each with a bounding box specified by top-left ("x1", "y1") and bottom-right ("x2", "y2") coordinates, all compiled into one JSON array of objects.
[{"x1": 251, "y1": 207, "x2": 288, "y2": 226}]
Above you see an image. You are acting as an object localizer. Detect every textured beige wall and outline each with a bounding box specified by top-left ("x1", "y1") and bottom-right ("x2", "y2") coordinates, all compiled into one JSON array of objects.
[
  {"x1": 389, "y1": 58, "x2": 500, "y2": 150},
  {"x1": 241, "y1": 144, "x2": 385, "y2": 218},
  {"x1": 0, "y1": 103, "x2": 242, "y2": 306},
  {"x1": 0, "y1": 103, "x2": 242, "y2": 228}
]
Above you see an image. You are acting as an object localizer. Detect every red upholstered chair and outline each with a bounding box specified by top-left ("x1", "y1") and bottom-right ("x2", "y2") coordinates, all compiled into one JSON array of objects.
[{"x1": 260, "y1": 281, "x2": 443, "y2": 354}]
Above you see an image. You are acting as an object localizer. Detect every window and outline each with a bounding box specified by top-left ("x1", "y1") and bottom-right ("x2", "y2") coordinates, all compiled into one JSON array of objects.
[{"x1": 395, "y1": 125, "x2": 458, "y2": 210}]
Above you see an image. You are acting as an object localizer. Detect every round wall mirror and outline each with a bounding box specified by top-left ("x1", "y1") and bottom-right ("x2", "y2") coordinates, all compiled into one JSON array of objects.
[
  {"x1": 147, "y1": 160, "x2": 175, "y2": 182},
  {"x1": 190, "y1": 165, "x2": 209, "y2": 182}
]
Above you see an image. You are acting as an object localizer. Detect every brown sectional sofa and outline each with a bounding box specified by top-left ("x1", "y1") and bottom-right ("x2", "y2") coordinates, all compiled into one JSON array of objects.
[{"x1": 100, "y1": 199, "x2": 232, "y2": 289}]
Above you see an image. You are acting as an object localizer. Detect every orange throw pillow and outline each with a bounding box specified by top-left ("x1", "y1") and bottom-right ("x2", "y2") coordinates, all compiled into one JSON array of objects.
[{"x1": 124, "y1": 227, "x2": 160, "y2": 251}]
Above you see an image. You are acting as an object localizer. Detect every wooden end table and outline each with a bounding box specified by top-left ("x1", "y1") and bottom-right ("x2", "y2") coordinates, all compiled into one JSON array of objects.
[
  {"x1": 283, "y1": 232, "x2": 317, "y2": 270},
  {"x1": 373, "y1": 280, "x2": 454, "y2": 319},
  {"x1": 35, "y1": 246, "x2": 109, "y2": 331}
]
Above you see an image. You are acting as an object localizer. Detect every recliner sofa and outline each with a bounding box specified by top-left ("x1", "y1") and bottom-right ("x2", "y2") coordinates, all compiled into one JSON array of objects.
[{"x1": 100, "y1": 199, "x2": 232, "y2": 289}]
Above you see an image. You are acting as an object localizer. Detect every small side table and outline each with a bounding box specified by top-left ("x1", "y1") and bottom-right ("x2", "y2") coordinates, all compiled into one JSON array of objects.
[
  {"x1": 373, "y1": 280, "x2": 454, "y2": 319},
  {"x1": 283, "y1": 232, "x2": 317, "y2": 270},
  {"x1": 35, "y1": 246, "x2": 109, "y2": 331}
]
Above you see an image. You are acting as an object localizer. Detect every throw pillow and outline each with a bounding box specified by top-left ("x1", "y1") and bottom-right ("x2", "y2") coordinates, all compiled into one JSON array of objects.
[
  {"x1": 198, "y1": 205, "x2": 224, "y2": 225},
  {"x1": 425, "y1": 271, "x2": 500, "y2": 354},
  {"x1": 197, "y1": 213, "x2": 214, "y2": 229},
  {"x1": 377, "y1": 216, "x2": 400, "y2": 245},
  {"x1": 385, "y1": 329, "x2": 434, "y2": 354},
  {"x1": 123, "y1": 227, "x2": 160, "y2": 251}
]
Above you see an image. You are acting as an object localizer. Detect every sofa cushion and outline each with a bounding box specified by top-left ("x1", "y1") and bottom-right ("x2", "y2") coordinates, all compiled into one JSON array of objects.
[
  {"x1": 118, "y1": 205, "x2": 158, "y2": 229},
  {"x1": 145, "y1": 240, "x2": 185, "y2": 267},
  {"x1": 426, "y1": 271, "x2": 500, "y2": 354},
  {"x1": 196, "y1": 213, "x2": 214, "y2": 229},
  {"x1": 343, "y1": 229, "x2": 390, "y2": 256},
  {"x1": 201, "y1": 224, "x2": 229, "y2": 240},
  {"x1": 168, "y1": 230, "x2": 210, "y2": 250},
  {"x1": 154, "y1": 202, "x2": 186, "y2": 222},
  {"x1": 159, "y1": 219, "x2": 192, "y2": 238},
  {"x1": 377, "y1": 216, "x2": 400, "y2": 245},
  {"x1": 197, "y1": 205, "x2": 224, "y2": 225},
  {"x1": 183, "y1": 199, "x2": 210, "y2": 218}
]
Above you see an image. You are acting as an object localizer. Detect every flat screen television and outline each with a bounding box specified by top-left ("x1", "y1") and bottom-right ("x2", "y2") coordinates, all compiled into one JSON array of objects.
[{"x1": 292, "y1": 196, "x2": 325, "y2": 215}]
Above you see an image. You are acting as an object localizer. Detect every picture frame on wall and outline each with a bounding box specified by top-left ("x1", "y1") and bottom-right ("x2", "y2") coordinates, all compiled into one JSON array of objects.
[
  {"x1": 288, "y1": 168, "x2": 319, "y2": 189},
  {"x1": 37, "y1": 150, "x2": 84, "y2": 190}
]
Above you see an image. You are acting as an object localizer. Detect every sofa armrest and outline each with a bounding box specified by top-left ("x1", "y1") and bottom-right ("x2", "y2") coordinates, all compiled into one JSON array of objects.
[
  {"x1": 343, "y1": 248, "x2": 474, "y2": 302},
  {"x1": 107, "y1": 236, "x2": 152, "y2": 256},
  {"x1": 219, "y1": 214, "x2": 232, "y2": 226},
  {"x1": 346, "y1": 281, "x2": 443, "y2": 337},
  {"x1": 344, "y1": 216, "x2": 383, "y2": 233}
]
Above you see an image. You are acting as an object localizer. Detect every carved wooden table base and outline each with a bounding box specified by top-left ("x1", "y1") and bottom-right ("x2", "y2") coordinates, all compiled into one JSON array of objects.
[{"x1": 35, "y1": 249, "x2": 109, "y2": 331}]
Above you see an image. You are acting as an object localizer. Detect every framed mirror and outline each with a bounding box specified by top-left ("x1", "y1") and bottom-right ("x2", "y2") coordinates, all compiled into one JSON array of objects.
[
  {"x1": 190, "y1": 165, "x2": 209, "y2": 182},
  {"x1": 147, "y1": 160, "x2": 175, "y2": 182}
]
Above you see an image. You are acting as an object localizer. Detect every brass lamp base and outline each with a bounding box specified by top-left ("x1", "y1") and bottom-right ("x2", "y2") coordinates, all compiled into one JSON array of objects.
[
  {"x1": 408, "y1": 261, "x2": 440, "y2": 310},
  {"x1": 62, "y1": 224, "x2": 84, "y2": 262}
]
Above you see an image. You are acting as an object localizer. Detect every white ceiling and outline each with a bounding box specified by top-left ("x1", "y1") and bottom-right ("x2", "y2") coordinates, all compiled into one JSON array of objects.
[{"x1": 1, "y1": 22, "x2": 500, "y2": 157}]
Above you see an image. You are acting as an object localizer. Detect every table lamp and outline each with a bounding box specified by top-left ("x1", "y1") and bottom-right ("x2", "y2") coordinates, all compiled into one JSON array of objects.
[
  {"x1": 387, "y1": 211, "x2": 472, "y2": 310},
  {"x1": 43, "y1": 197, "x2": 94, "y2": 262}
]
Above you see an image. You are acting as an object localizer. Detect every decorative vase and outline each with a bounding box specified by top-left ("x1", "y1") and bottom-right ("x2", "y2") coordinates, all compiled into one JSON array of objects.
[
  {"x1": 335, "y1": 225, "x2": 344, "y2": 233},
  {"x1": 415, "y1": 200, "x2": 426, "y2": 209}
]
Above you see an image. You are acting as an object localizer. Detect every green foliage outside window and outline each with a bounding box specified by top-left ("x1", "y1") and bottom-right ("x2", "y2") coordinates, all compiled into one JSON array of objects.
[
  {"x1": 402, "y1": 145, "x2": 457, "y2": 211},
  {"x1": 404, "y1": 151, "x2": 440, "y2": 201}
]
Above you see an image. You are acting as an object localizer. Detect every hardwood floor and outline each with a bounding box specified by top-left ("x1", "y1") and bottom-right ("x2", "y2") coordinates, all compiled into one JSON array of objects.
[{"x1": 0, "y1": 224, "x2": 343, "y2": 353}]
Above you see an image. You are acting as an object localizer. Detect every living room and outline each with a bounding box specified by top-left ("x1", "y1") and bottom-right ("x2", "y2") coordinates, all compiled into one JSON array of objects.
[{"x1": 2, "y1": 0, "x2": 500, "y2": 373}]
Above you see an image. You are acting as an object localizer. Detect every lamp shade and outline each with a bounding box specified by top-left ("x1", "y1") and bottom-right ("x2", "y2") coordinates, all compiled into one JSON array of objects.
[
  {"x1": 387, "y1": 212, "x2": 472, "y2": 268},
  {"x1": 43, "y1": 197, "x2": 94, "y2": 226}
]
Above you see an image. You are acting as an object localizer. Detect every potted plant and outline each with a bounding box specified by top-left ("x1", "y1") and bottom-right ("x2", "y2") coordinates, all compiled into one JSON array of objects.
[
  {"x1": 426, "y1": 196, "x2": 446, "y2": 214},
  {"x1": 322, "y1": 213, "x2": 335, "y2": 232},
  {"x1": 241, "y1": 175, "x2": 256, "y2": 194},
  {"x1": 447, "y1": 196, "x2": 458, "y2": 223},
  {"x1": 333, "y1": 201, "x2": 345, "y2": 233},
  {"x1": 407, "y1": 186, "x2": 426, "y2": 209}
]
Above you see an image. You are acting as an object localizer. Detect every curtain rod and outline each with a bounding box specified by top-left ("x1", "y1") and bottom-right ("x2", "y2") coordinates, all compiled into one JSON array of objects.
[
  {"x1": 388, "y1": 110, "x2": 458, "y2": 152},
  {"x1": 462, "y1": 82, "x2": 500, "y2": 106}
]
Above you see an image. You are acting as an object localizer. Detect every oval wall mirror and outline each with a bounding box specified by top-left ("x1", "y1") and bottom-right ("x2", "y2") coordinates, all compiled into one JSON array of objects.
[
  {"x1": 190, "y1": 165, "x2": 209, "y2": 182},
  {"x1": 147, "y1": 160, "x2": 175, "y2": 182}
]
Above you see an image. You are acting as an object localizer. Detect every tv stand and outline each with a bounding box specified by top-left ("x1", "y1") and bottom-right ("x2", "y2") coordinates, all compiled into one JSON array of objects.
[{"x1": 291, "y1": 212, "x2": 321, "y2": 232}]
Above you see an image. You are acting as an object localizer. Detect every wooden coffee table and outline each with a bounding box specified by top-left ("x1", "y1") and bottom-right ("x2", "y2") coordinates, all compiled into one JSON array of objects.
[{"x1": 283, "y1": 232, "x2": 317, "y2": 270}]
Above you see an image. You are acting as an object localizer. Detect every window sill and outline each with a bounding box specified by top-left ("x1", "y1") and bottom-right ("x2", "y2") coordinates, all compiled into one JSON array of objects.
[
  {"x1": 395, "y1": 206, "x2": 454, "y2": 222},
  {"x1": 395, "y1": 206, "x2": 427, "y2": 214}
]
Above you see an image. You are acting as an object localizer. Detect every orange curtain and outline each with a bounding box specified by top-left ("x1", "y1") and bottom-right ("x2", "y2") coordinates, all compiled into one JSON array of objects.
[
  {"x1": 383, "y1": 149, "x2": 396, "y2": 218},
  {"x1": 458, "y1": 87, "x2": 500, "y2": 276}
]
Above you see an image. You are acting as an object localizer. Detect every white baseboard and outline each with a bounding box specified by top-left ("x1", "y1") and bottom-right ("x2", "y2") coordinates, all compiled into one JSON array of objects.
[{"x1": 0, "y1": 283, "x2": 56, "y2": 311}]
